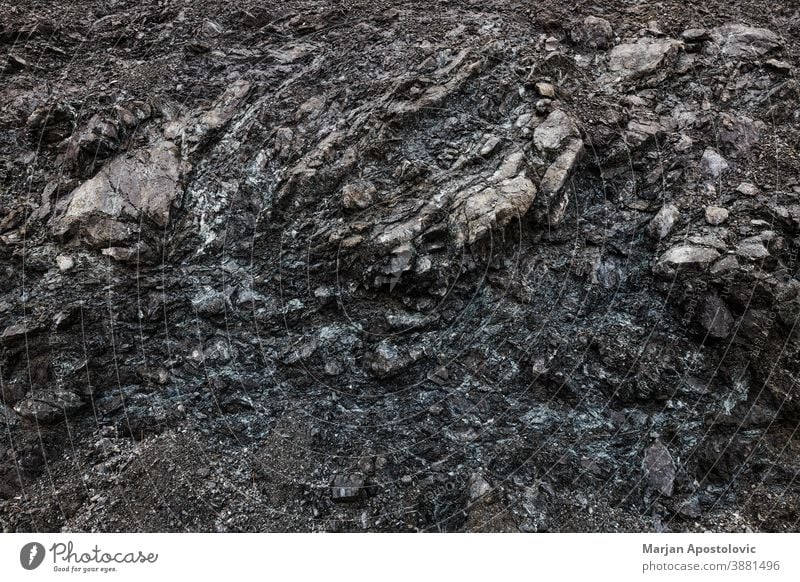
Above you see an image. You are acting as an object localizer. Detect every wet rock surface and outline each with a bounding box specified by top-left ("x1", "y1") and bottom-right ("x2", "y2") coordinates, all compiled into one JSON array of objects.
[{"x1": 1, "y1": 0, "x2": 799, "y2": 533}]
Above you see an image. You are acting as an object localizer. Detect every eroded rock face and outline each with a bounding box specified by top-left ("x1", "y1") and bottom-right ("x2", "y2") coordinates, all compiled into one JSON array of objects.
[
  {"x1": 52, "y1": 80, "x2": 252, "y2": 249},
  {"x1": 535, "y1": 139, "x2": 584, "y2": 225},
  {"x1": 1, "y1": 0, "x2": 798, "y2": 534},
  {"x1": 711, "y1": 24, "x2": 782, "y2": 58},
  {"x1": 655, "y1": 245, "x2": 721, "y2": 275},
  {"x1": 450, "y1": 152, "x2": 537, "y2": 244},
  {"x1": 341, "y1": 181, "x2": 376, "y2": 211},
  {"x1": 607, "y1": 38, "x2": 682, "y2": 80},
  {"x1": 27, "y1": 101, "x2": 76, "y2": 144},
  {"x1": 452, "y1": 172, "x2": 537, "y2": 245},
  {"x1": 53, "y1": 140, "x2": 184, "y2": 246},
  {"x1": 534, "y1": 109, "x2": 579, "y2": 152},
  {"x1": 14, "y1": 390, "x2": 83, "y2": 424},
  {"x1": 736, "y1": 236, "x2": 769, "y2": 260},
  {"x1": 330, "y1": 474, "x2": 367, "y2": 502}
]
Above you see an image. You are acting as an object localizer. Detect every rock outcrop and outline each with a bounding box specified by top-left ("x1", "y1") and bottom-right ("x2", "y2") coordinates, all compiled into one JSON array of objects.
[{"x1": 1, "y1": 0, "x2": 798, "y2": 534}]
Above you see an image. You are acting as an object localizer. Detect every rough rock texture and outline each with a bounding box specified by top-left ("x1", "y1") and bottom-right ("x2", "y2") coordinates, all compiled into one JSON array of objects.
[
  {"x1": 607, "y1": 38, "x2": 682, "y2": 81},
  {"x1": 53, "y1": 140, "x2": 184, "y2": 245},
  {"x1": 711, "y1": 24, "x2": 782, "y2": 58},
  {"x1": 572, "y1": 16, "x2": 614, "y2": 50},
  {"x1": 649, "y1": 204, "x2": 680, "y2": 240},
  {"x1": 1, "y1": 0, "x2": 800, "y2": 533},
  {"x1": 700, "y1": 148, "x2": 730, "y2": 179}
]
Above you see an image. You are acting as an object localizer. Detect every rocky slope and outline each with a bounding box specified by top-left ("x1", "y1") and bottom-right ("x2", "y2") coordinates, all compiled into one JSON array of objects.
[{"x1": 1, "y1": 0, "x2": 799, "y2": 532}]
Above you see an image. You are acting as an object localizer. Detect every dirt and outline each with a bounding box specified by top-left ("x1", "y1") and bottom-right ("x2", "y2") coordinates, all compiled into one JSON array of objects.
[{"x1": 1, "y1": 0, "x2": 799, "y2": 532}]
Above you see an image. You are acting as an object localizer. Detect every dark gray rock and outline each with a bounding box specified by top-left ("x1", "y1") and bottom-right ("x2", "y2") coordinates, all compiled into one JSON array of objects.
[
  {"x1": 53, "y1": 140, "x2": 185, "y2": 245},
  {"x1": 643, "y1": 442, "x2": 676, "y2": 497},
  {"x1": 1, "y1": 324, "x2": 33, "y2": 342},
  {"x1": 14, "y1": 391, "x2": 83, "y2": 424},
  {"x1": 718, "y1": 114, "x2": 762, "y2": 157},
  {"x1": 191, "y1": 290, "x2": 229, "y2": 317},
  {"x1": 330, "y1": 474, "x2": 366, "y2": 502},
  {"x1": 367, "y1": 340, "x2": 420, "y2": 377},
  {"x1": 535, "y1": 138, "x2": 584, "y2": 225},
  {"x1": 701, "y1": 294, "x2": 734, "y2": 338},
  {"x1": 468, "y1": 473, "x2": 493, "y2": 501},
  {"x1": 572, "y1": 16, "x2": 614, "y2": 50},
  {"x1": 681, "y1": 28, "x2": 711, "y2": 43}
]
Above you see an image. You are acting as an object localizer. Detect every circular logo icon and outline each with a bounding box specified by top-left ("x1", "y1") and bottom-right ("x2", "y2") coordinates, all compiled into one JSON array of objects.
[{"x1": 20, "y1": 542, "x2": 46, "y2": 570}]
